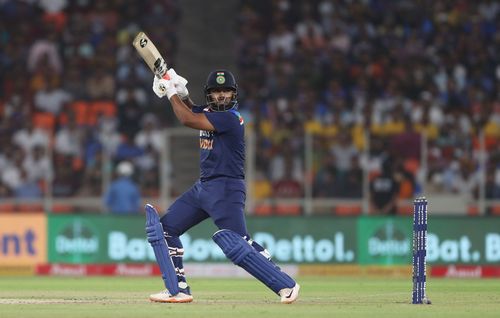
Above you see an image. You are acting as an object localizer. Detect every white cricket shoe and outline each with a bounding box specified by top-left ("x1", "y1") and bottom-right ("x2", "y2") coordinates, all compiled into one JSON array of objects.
[
  {"x1": 149, "y1": 290, "x2": 193, "y2": 303},
  {"x1": 279, "y1": 283, "x2": 300, "y2": 304}
]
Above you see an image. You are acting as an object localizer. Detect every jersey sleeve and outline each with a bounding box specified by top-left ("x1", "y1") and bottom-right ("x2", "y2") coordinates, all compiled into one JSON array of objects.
[
  {"x1": 192, "y1": 105, "x2": 206, "y2": 113},
  {"x1": 204, "y1": 111, "x2": 241, "y2": 133}
]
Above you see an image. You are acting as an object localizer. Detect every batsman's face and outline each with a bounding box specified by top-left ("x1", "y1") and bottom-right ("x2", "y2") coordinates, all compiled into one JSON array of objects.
[{"x1": 209, "y1": 88, "x2": 236, "y2": 106}]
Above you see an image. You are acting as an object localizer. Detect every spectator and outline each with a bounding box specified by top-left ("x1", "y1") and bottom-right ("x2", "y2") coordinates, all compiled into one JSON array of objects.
[
  {"x1": 52, "y1": 156, "x2": 80, "y2": 197},
  {"x1": 34, "y1": 79, "x2": 72, "y2": 115},
  {"x1": 444, "y1": 158, "x2": 480, "y2": 200},
  {"x1": 86, "y1": 66, "x2": 115, "y2": 100},
  {"x1": 97, "y1": 116, "x2": 121, "y2": 157},
  {"x1": 295, "y1": 11, "x2": 325, "y2": 51},
  {"x1": 134, "y1": 113, "x2": 163, "y2": 153},
  {"x1": 1, "y1": 147, "x2": 24, "y2": 192},
  {"x1": 272, "y1": 158, "x2": 303, "y2": 198},
  {"x1": 103, "y1": 161, "x2": 141, "y2": 215},
  {"x1": 338, "y1": 160, "x2": 363, "y2": 199},
  {"x1": 370, "y1": 160, "x2": 400, "y2": 215},
  {"x1": 330, "y1": 131, "x2": 359, "y2": 182},
  {"x1": 268, "y1": 22, "x2": 296, "y2": 57},
  {"x1": 27, "y1": 30, "x2": 62, "y2": 74},
  {"x1": 14, "y1": 170, "x2": 42, "y2": 199},
  {"x1": 12, "y1": 121, "x2": 50, "y2": 155},
  {"x1": 117, "y1": 91, "x2": 143, "y2": 139},
  {"x1": 78, "y1": 149, "x2": 104, "y2": 196},
  {"x1": 390, "y1": 116, "x2": 421, "y2": 160},
  {"x1": 54, "y1": 117, "x2": 84, "y2": 157},
  {"x1": 22, "y1": 145, "x2": 53, "y2": 183},
  {"x1": 268, "y1": 142, "x2": 303, "y2": 182},
  {"x1": 253, "y1": 170, "x2": 273, "y2": 200},
  {"x1": 114, "y1": 135, "x2": 144, "y2": 162}
]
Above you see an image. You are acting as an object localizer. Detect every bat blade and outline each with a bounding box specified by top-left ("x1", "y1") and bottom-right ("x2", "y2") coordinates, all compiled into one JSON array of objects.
[{"x1": 132, "y1": 32, "x2": 169, "y2": 79}]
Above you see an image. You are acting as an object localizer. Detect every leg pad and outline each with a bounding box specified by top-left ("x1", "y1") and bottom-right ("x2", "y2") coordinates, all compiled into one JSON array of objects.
[
  {"x1": 213, "y1": 229, "x2": 295, "y2": 294},
  {"x1": 145, "y1": 204, "x2": 179, "y2": 296}
]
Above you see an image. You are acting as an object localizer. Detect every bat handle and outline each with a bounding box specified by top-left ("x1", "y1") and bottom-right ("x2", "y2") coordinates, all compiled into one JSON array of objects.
[{"x1": 155, "y1": 73, "x2": 170, "y2": 80}]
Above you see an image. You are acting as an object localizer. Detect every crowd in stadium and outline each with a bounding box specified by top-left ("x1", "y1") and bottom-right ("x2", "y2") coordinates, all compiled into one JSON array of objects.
[
  {"x1": 0, "y1": 0, "x2": 499, "y2": 213},
  {"x1": 0, "y1": 1, "x2": 180, "y2": 200},
  {"x1": 236, "y1": 0, "x2": 500, "y2": 204}
]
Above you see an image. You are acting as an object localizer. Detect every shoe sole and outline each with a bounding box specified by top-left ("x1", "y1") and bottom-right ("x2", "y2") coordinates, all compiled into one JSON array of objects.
[
  {"x1": 149, "y1": 296, "x2": 193, "y2": 303},
  {"x1": 281, "y1": 283, "x2": 300, "y2": 304}
]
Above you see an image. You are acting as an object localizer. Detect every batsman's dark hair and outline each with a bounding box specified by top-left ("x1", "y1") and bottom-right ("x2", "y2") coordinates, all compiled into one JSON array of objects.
[{"x1": 204, "y1": 70, "x2": 238, "y2": 111}]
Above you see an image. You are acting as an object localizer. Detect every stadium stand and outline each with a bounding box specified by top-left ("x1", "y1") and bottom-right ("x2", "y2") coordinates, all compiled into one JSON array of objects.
[{"x1": 1, "y1": 0, "x2": 499, "y2": 215}]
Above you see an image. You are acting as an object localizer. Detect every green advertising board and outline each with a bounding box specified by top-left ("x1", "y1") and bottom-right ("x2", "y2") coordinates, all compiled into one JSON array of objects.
[
  {"x1": 47, "y1": 215, "x2": 357, "y2": 264},
  {"x1": 237, "y1": 217, "x2": 357, "y2": 263},
  {"x1": 47, "y1": 215, "x2": 500, "y2": 265},
  {"x1": 48, "y1": 215, "x2": 154, "y2": 263},
  {"x1": 357, "y1": 216, "x2": 500, "y2": 265},
  {"x1": 357, "y1": 216, "x2": 412, "y2": 265},
  {"x1": 426, "y1": 218, "x2": 500, "y2": 264}
]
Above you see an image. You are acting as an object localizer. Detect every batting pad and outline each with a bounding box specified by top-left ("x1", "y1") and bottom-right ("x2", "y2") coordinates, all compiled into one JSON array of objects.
[
  {"x1": 145, "y1": 204, "x2": 180, "y2": 296},
  {"x1": 213, "y1": 229, "x2": 296, "y2": 294}
]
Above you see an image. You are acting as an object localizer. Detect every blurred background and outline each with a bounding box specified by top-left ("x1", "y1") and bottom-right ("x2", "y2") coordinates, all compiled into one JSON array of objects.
[
  {"x1": 1, "y1": 0, "x2": 499, "y2": 216},
  {"x1": 1, "y1": 0, "x2": 500, "y2": 277}
]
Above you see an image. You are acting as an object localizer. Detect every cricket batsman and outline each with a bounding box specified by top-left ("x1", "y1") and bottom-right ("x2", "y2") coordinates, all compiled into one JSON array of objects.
[{"x1": 145, "y1": 67, "x2": 300, "y2": 303}]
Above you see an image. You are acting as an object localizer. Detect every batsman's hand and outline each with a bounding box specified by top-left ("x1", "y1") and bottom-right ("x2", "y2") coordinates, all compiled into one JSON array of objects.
[
  {"x1": 167, "y1": 68, "x2": 189, "y2": 100},
  {"x1": 152, "y1": 76, "x2": 177, "y2": 99}
]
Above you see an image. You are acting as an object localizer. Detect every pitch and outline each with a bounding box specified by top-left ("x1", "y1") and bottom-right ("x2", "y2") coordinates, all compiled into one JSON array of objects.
[{"x1": 0, "y1": 276, "x2": 498, "y2": 318}]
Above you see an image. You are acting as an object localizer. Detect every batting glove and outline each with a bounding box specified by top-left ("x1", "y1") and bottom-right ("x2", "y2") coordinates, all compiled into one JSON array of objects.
[
  {"x1": 152, "y1": 76, "x2": 177, "y2": 99},
  {"x1": 167, "y1": 68, "x2": 189, "y2": 100}
]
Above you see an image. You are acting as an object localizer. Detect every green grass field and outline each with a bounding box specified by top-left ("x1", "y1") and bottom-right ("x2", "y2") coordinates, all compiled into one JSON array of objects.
[{"x1": 0, "y1": 276, "x2": 498, "y2": 318}]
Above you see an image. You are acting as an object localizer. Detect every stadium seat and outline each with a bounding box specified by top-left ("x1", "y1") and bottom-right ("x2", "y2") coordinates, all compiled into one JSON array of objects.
[
  {"x1": 335, "y1": 204, "x2": 362, "y2": 216},
  {"x1": 467, "y1": 205, "x2": 479, "y2": 216},
  {"x1": 489, "y1": 204, "x2": 500, "y2": 216},
  {"x1": 59, "y1": 101, "x2": 89, "y2": 126},
  {"x1": 51, "y1": 204, "x2": 74, "y2": 214},
  {"x1": 403, "y1": 159, "x2": 420, "y2": 175},
  {"x1": 0, "y1": 203, "x2": 16, "y2": 213},
  {"x1": 253, "y1": 203, "x2": 273, "y2": 216},
  {"x1": 33, "y1": 112, "x2": 56, "y2": 132},
  {"x1": 397, "y1": 204, "x2": 414, "y2": 216},
  {"x1": 398, "y1": 180, "x2": 414, "y2": 199},
  {"x1": 17, "y1": 203, "x2": 44, "y2": 213},
  {"x1": 275, "y1": 204, "x2": 301, "y2": 216},
  {"x1": 42, "y1": 12, "x2": 67, "y2": 32},
  {"x1": 88, "y1": 101, "x2": 117, "y2": 125}
]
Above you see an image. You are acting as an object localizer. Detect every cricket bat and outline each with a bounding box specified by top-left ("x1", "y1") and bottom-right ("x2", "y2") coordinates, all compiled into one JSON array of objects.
[{"x1": 132, "y1": 32, "x2": 170, "y2": 80}]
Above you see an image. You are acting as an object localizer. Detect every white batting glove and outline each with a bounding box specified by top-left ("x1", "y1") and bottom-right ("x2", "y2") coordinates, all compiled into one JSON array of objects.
[
  {"x1": 167, "y1": 68, "x2": 189, "y2": 100},
  {"x1": 152, "y1": 76, "x2": 177, "y2": 99}
]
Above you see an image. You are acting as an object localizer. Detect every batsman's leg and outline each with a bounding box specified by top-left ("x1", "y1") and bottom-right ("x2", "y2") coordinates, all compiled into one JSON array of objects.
[
  {"x1": 213, "y1": 229, "x2": 300, "y2": 304},
  {"x1": 145, "y1": 204, "x2": 193, "y2": 303},
  {"x1": 159, "y1": 186, "x2": 210, "y2": 297},
  {"x1": 164, "y1": 234, "x2": 190, "y2": 294}
]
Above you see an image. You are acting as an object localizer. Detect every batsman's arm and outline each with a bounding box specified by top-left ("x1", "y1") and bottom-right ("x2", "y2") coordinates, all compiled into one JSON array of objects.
[
  {"x1": 169, "y1": 95, "x2": 215, "y2": 131},
  {"x1": 181, "y1": 97, "x2": 196, "y2": 109}
]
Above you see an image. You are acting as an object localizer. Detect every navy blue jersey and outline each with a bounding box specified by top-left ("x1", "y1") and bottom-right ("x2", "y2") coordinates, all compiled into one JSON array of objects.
[{"x1": 193, "y1": 105, "x2": 245, "y2": 180}]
